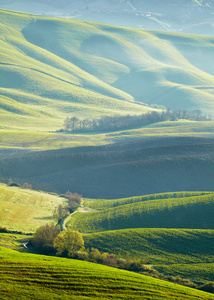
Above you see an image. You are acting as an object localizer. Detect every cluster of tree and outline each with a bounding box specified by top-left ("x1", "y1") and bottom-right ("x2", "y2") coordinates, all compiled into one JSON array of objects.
[
  {"x1": 30, "y1": 224, "x2": 197, "y2": 289},
  {"x1": 30, "y1": 225, "x2": 84, "y2": 256},
  {"x1": 54, "y1": 192, "x2": 82, "y2": 223},
  {"x1": 61, "y1": 109, "x2": 213, "y2": 133},
  {"x1": 8, "y1": 179, "x2": 32, "y2": 190}
]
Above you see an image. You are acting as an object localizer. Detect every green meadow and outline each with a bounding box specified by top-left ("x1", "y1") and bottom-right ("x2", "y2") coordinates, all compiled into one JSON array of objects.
[
  {"x1": 1, "y1": 9, "x2": 214, "y2": 149},
  {"x1": 1, "y1": 7, "x2": 214, "y2": 299},
  {"x1": 67, "y1": 192, "x2": 214, "y2": 232},
  {"x1": 0, "y1": 232, "x2": 30, "y2": 251},
  {"x1": 0, "y1": 183, "x2": 66, "y2": 232},
  {"x1": 0, "y1": 246, "x2": 213, "y2": 300},
  {"x1": 1, "y1": 120, "x2": 214, "y2": 150},
  {"x1": 84, "y1": 228, "x2": 214, "y2": 283},
  {"x1": 67, "y1": 192, "x2": 214, "y2": 283}
]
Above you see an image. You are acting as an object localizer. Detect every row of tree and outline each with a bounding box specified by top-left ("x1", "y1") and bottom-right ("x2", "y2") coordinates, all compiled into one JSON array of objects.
[{"x1": 61, "y1": 109, "x2": 213, "y2": 133}]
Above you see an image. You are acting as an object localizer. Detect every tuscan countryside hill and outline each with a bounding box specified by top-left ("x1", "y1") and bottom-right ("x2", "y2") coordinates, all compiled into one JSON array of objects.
[
  {"x1": 1, "y1": 0, "x2": 214, "y2": 35},
  {"x1": 1, "y1": 5, "x2": 214, "y2": 300},
  {"x1": 1, "y1": 7, "x2": 214, "y2": 135},
  {"x1": 0, "y1": 8, "x2": 214, "y2": 196}
]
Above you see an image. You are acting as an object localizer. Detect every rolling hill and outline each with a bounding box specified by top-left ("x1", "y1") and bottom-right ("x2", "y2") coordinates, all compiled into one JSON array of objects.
[
  {"x1": 74, "y1": 192, "x2": 214, "y2": 283},
  {"x1": 1, "y1": 136, "x2": 214, "y2": 198},
  {"x1": 84, "y1": 228, "x2": 214, "y2": 282},
  {"x1": 0, "y1": 182, "x2": 66, "y2": 232},
  {"x1": 1, "y1": 0, "x2": 214, "y2": 36},
  {"x1": 67, "y1": 192, "x2": 214, "y2": 232},
  {"x1": 0, "y1": 8, "x2": 214, "y2": 136},
  {"x1": 0, "y1": 246, "x2": 214, "y2": 300}
]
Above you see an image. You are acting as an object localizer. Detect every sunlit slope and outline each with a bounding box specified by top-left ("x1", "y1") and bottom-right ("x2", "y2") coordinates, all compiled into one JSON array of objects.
[
  {"x1": 67, "y1": 192, "x2": 214, "y2": 232},
  {"x1": 84, "y1": 228, "x2": 214, "y2": 283},
  {"x1": 1, "y1": 120, "x2": 214, "y2": 150},
  {"x1": 1, "y1": 9, "x2": 214, "y2": 133},
  {"x1": 0, "y1": 9, "x2": 151, "y2": 131},
  {"x1": 0, "y1": 182, "x2": 66, "y2": 232},
  {"x1": 1, "y1": 248, "x2": 213, "y2": 300},
  {"x1": 84, "y1": 228, "x2": 214, "y2": 264}
]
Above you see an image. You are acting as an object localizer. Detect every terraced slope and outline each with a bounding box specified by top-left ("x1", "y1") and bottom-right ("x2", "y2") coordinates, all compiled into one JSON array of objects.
[
  {"x1": 0, "y1": 8, "x2": 214, "y2": 135},
  {"x1": 0, "y1": 183, "x2": 66, "y2": 232},
  {"x1": 0, "y1": 246, "x2": 213, "y2": 300}
]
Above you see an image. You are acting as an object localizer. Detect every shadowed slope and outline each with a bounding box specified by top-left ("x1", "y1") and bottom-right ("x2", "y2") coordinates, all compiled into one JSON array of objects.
[{"x1": 0, "y1": 137, "x2": 214, "y2": 198}]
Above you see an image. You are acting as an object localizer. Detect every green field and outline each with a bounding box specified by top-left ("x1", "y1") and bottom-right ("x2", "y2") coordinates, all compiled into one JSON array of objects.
[
  {"x1": 84, "y1": 228, "x2": 214, "y2": 265},
  {"x1": 0, "y1": 246, "x2": 213, "y2": 300},
  {"x1": 0, "y1": 232, "x2": 30, "y2": 251},
  {"x1": 1, "y1": 8, "x2": 214, "y2": 150},
  {"x1": 0, "y1": 183, "x2": 66, "y2": 232},
  {"x1": 1, "y1": 120, "x2": 214, "y2": 150},
  {"x1": 83, "y1": 228, "x2": 214, "y2": 283},
  {"x1": 67, "y1": 192, "x2": 214, "y2": 232},
  {"x1": 67, "y1": 192, "x2": 214, "y2": 283},
  {"x1": 1, "y1": 7, "x2": 214, "y2": 297}
]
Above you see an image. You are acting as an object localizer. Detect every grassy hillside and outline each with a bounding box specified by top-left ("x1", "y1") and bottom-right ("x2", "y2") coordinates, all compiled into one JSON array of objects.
[
  {"x1": 0, "y1": 232, "x2": 30, "y2": 251},
  {"x1": 0, "y1": 120, "x2": 214, "y2": 150},
  {"x1": 0, "y1": 183, "x2": 66, "y2": 232},
  {"x1": 84, "y1": 228, "x2": 214, "y2": 264},
  {"x1": 1, "y1": 136, "x2": 213, "y2": 198},
  {"x1": 0, "y1": 246, "x2": 213, "y2": 300},
  {"x1": 0, "y1": 8, "x2": 154, "y2": 133},
  {"x1": 83, "y1": 228, "x2": 214, "y2": 282},
  {"x1": 83, "y1": 191, "x2": 211, "y2": 210},
  {"x1": 0, "y1": 8, "x2": 214, "y2": 137},
  {"x1": 1, "y1": 0, "x2": 214, "y2": 35},
  {"x1": 67, "y1": 192, "x2": 214, "y2": 232}
]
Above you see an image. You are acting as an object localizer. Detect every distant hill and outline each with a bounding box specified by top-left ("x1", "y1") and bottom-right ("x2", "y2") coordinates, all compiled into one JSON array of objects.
[
  {"x1": 1, "y1": 137, "x2": 214, "y2": 198},
  {"x1": 0, "y1": 9, "x2": 214, "y2": 135},
  {"x1": 0, "y1": 0, "x2": 214, "y2": 35}
]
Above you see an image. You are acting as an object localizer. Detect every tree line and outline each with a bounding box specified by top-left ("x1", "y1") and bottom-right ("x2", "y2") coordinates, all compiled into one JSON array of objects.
[{"x1": 61, "y1": 109, "x2": 213, "y2": 133}]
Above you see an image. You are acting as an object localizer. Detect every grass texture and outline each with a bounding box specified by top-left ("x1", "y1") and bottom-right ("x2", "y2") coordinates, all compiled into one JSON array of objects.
[
  {"x1": 0, "y1": 246, "x2": 213, "y2": 300},
  {"x1": 0, "y1": 183, "x2": 66, "y2": 233},
  {"x1": 67, "y1": 192, "x2": 214, "y2": 232}
]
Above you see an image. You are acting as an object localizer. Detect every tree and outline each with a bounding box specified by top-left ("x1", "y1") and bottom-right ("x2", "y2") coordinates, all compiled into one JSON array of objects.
[
  {"x1": 70, "y1": 117, "x2": 79, "y2": 131},
  {"x1": 54, "y1": 229, "x2": 84, "y2": 257},
  {"x1": 54, "y1": 204, "x2": 70, "y2": 222},
  {"x1": 22, "y1": 182, "x2": 32, "y2": 189},
  {"x1": 31, "y1": 223, "x2": 60, "y2": 254},
  {"x1": 65, "y1": 191, "x2": 82, "y2": 213}
]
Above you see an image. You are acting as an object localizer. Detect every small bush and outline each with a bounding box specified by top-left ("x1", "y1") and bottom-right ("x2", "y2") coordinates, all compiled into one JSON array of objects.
[
  {"x1": 31, "y1": 223, "x2": 60, "y2": 254},
  {"x1": 0, "y1": 226, "x2": 9, "y2": 233}
]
